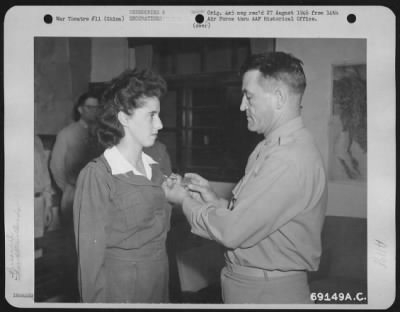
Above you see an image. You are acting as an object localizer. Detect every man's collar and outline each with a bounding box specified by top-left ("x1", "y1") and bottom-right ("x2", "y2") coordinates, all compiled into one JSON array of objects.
[
  {"x1": 264, "y1": 116, "x2": 304, "y2": 146},
  {"x1": 78, "y1": 119, "x2": 89, "y2": 129}
]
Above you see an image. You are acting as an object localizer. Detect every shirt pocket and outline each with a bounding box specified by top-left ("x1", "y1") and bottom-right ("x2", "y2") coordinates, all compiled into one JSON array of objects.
[{"x1": 114, "y1": 189, "x2": 155, "y2": 229}]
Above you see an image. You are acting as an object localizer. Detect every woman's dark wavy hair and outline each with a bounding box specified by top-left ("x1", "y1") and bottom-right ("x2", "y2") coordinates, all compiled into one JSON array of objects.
[
  {"x1": 73, "y1": 92, "x2": 100, "y2": 121},
  {"x1": 96, "y1": 68, "x2": 167, "y2": 148},
  {"x1": 240, "y1": 51, "x2": 306, "y2": 95}
]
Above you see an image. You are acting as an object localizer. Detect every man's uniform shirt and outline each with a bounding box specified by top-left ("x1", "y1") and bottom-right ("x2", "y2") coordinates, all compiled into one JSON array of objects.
[{"x1": 182, "y1": 117, "x2": 328, "y2": 272}]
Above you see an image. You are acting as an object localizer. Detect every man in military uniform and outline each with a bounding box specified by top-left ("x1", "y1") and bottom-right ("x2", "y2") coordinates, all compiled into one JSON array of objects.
[{"x1": 163, "y1": 51, "x2": 328, "y2": 304}]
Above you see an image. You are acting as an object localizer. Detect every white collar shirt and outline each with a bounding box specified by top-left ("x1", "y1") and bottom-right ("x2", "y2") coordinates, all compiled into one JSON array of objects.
[
  {"x1": 104, "y1": 146, "x2": 157, "y2": 180},
  {"x1": 182, "y1": 116, "x2": 328, "y2": 271}
]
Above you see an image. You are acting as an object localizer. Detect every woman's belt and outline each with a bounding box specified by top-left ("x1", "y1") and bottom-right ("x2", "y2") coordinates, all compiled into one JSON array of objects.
[{"x1": 105, "y1": 243, "x2": 167, "y2": 261}]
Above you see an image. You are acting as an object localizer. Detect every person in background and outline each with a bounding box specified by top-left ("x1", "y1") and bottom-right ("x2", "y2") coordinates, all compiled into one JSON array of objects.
[
  {"x1": 49, "y1": 92, "x2": 103, "y2": 225},
  {"x1": 163, "y1": 51, "x2": 328, "y2": 304},
  {"x1": 73, "y1": 69, "x2": 171, "y2": 303},
  {"x1": 49, "y1": 92, "x2": 103, "y2": 301},
  {"x1": 34, "y1": 135, "x2": 55, "y2": 238}
]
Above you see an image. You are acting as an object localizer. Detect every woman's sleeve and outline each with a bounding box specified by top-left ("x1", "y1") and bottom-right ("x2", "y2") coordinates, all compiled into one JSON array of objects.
[{"x1": 73, "y1": 163, "x2": 109, "y2": 302}]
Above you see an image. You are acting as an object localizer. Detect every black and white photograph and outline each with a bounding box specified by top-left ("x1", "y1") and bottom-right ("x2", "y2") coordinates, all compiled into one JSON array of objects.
[{"x1": 4, "y1": 5, "x2": 396, "y2": 309}]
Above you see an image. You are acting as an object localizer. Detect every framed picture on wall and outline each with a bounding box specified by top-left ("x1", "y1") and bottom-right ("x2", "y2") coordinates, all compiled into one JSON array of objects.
[{"x1": 329, "y1": 63, "x2": 367, "y2": 182}]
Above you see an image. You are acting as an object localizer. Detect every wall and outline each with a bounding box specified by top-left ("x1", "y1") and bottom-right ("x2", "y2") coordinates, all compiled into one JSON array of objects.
[
  {"x1": 35, "y1": 38, "x2": 73, "y2": 134},
  {"x1": 35, "y1": 38, "x2": 92, "y2": 134},
  {"x1": 276, "y1": 38, "x2": 367, "y2": 218},
  {"x1": 90, "y1": 38, "x2": 130, "y2": 82},
  {"x1": 69, "y1": 38, "x2": 92, "y2": 105}
]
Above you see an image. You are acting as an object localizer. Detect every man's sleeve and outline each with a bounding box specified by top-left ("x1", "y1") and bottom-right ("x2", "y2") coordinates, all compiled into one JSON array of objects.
[
  {"x1": 49, "y1": 132, "x2": 67, "y2": 191},
  {"x1": 182, "y1": 155, "x2": 303, "y2": 249}
]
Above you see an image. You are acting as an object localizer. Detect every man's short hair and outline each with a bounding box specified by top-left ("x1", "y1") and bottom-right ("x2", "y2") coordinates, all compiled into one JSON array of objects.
[{"x1": 240, "y1": 51, "x2": 306, "y2": 95}]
